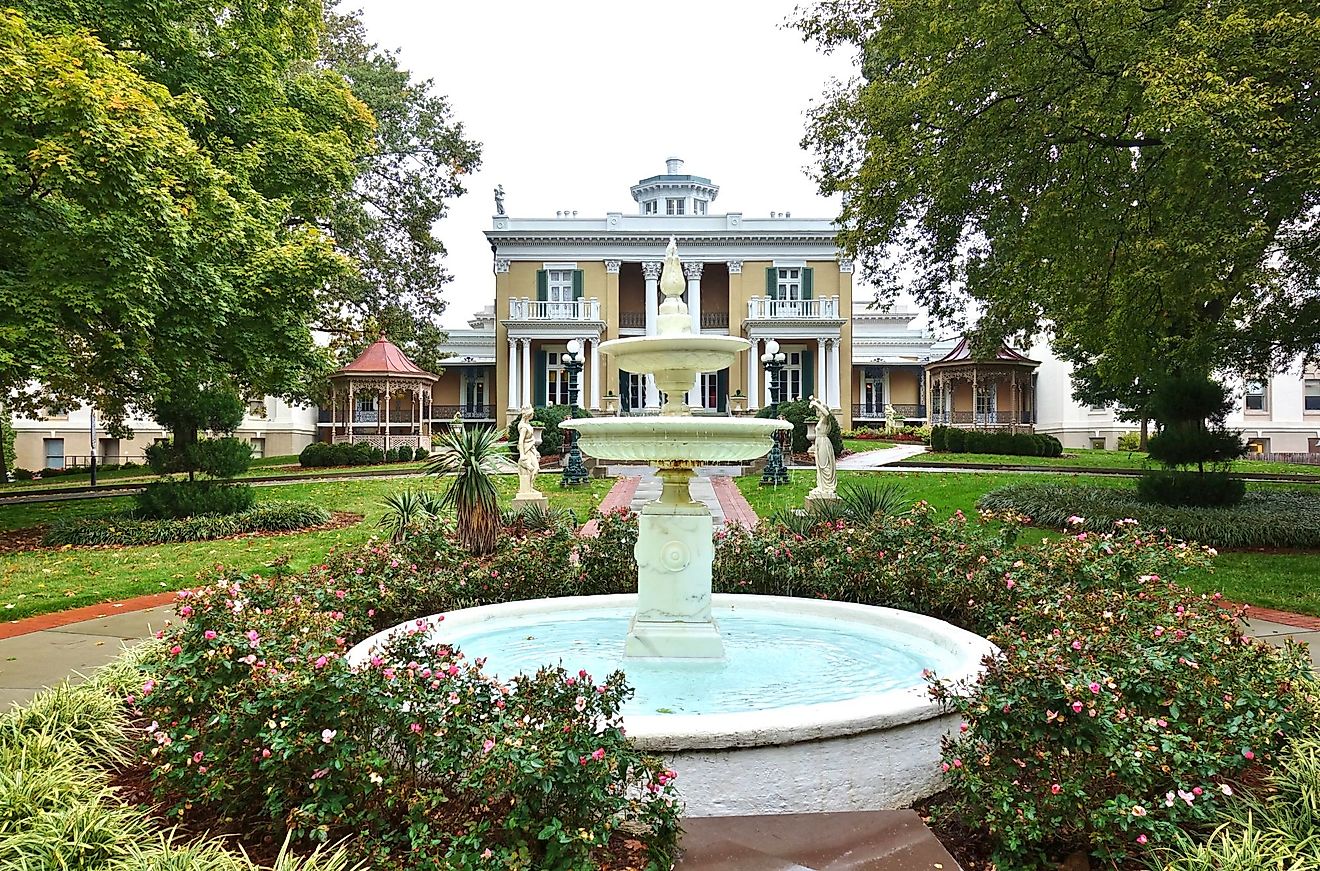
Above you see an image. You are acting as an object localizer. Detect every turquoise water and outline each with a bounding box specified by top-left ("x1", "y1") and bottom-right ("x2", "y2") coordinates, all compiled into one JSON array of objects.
[{"x1": 435, "y1": 606, "x2": 958, "y2": 716}]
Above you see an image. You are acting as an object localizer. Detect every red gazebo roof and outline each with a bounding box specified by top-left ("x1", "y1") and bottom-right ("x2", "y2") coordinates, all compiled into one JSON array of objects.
[
  {"x1": 333, "y1": 335, "x2": 437, "y2": 381},
  {"x1": 928, "y1": 335, "x2": 1039, "y2": 368}
]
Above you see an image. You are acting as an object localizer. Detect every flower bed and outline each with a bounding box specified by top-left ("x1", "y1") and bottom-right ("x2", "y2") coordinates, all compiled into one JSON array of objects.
[
  {"x1": 43, "y1": 502, "x2": 332, "y2": 547},
  {"x1": 977, "y1": 484, "x2": 1320, "y2": 549}
]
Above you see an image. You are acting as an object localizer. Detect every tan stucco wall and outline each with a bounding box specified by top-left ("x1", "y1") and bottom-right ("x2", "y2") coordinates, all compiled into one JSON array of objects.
[
  {"x1": 434, "y1": 370, "x2": 462, "y2": 404},
  {"x1": 890, "y1": 370, "x2": 919, "y2": 404}
]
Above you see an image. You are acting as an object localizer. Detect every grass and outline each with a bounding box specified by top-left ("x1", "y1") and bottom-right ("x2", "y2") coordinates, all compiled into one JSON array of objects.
[
  {"x1": 902, "y1": 448, "x2": 1317, "y2": 475},
  {"x1": 0, "y1": 456, "x2": 429, "y2": 492},
  {"x1": 841, "y1": 438, "x2": 897, "y2": 454},
  {"x1": 0, "y1": 474, "x2": 610, "y2": 620},
  {"x1": 735, "y1": 469, "x2": 1320, "y2": 618}
]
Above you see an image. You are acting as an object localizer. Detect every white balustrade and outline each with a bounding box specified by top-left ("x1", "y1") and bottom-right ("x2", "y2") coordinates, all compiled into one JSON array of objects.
[
  {"x1": 507, "y1": 298, "x2": 602, "y2": 321},
  {"x1": 745, "y1": 296, "x2": 841, "y2": 319}
]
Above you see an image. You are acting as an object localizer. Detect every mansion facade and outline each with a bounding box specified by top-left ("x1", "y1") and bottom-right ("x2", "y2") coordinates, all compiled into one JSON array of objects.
[{"x1": 12, "y1": 160, "x2": 1320, "y2": 469}]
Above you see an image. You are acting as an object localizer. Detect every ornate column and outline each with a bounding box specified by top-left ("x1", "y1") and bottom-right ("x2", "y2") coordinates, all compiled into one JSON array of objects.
[
  {"x1": 683, "y1": 260, "x2": 705, "y2": 407},
  {"x1": 576, "y1": 340, "x2": 587, "y2": 410},
  {"x1": 520, "y1": 338, "x2": 532, "y2": 408},
  {"x1": 816, "y1": 337, "x2": 827, "y2": 401},
  {"x1": 347, "y1": 381, "x2": 356, "y2": 443},
  {"x1": 642, "y1": 260, "x2": 663, "y2": 409},
  {"x1": 590, "y1": 337, "x2": 601, "y2": 410},
  {"x1": 829, "y1": 338, "x2": 842, "y2": 410},
  {"x1": 507, "y1": 337, "x2": 519, "y2": 411},
  {"x1": 382, "y1": 382, "x2": 391, "y2": 450},
  {"x1": 747, "y1": 337, "x2": 760, "y2": 411}
]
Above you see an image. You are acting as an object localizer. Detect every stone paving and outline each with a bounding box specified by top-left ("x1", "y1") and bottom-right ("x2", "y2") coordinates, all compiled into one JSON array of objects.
[{"x1": 838, "y1": 443, "x2": 928, "y2": 470}]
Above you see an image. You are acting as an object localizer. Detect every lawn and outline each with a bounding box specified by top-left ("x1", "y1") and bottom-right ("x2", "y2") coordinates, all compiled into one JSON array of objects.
[
  {"x1": 735, "y1": 469, "x2": 1320, "y2": 617},
  {"x1": 841, "y1": 438, "x2": 897, "y2": 454},
  {"x1": 901, "y1": 448, "x2": 1317, "y2": 476},
  {"x1": 0, "y1": 475, "x2": 611, "y2": 620},
  {"x1": 0, "y1": 455, "x2": 430, "y2": 492}
]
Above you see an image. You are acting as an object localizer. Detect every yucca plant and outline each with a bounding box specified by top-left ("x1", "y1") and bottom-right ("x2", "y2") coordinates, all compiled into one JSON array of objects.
[
  {"x1": 425, "y1": 425, "x2": 503, "y2": 555},
  {"x1": 378, "y1": 489, "x2": 445, "y2": 543},
  {"x1": 502, "y1": 503, "x2": 575, "y2": 533},
  {"x1": 837, "y1": 480, "x2": 908, "y2": 522}
]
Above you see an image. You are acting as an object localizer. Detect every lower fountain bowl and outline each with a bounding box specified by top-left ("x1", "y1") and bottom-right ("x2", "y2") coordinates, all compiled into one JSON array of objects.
[
  {"x1": 347, "y1": 594, "x2": 996, "y2": 816},
  {"x1": 561, "y1": 416, "x2": 792, "y2": 464}
]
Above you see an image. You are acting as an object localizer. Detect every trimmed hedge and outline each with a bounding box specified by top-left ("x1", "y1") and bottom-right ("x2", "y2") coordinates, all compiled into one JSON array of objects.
[
  {"x1": 1137, "y1": 469, "x2": 1246, "y2": 507},
  {"x1": 299, "y1": 442, "x2": 427, "y2": 468},
  {"x1": 930, "y1": 425, "x2": 1061, "y2": 457},
  {"x1": 44, "y1": 503, "x2": 331, "y2": 547},
  {"x1": 506, "y1": 405, "x2": 592, "y2": 457},
  {"x1": 755, "y1": 399, "x2": 845, "y2": 456},
  {"x1": 134, "y1": 481, "x2": 256, "y2": 519},
  {"x1": 977, "y1": 484, "x2": 1320, "y2": 549}
]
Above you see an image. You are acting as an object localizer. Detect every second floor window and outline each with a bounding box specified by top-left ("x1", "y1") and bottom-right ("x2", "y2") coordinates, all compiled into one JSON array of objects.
[
  {"x1": 1244, "y1": 380, "x2": 1267, "y2": 412},
  {"x1": 547, "y1": 269, "x2": 574, "y2": 314},
  {"x1": 643, "y1": 200, "x2": 657, "y2": 214},
  {"x1": 666, "y1": 198, "x2": 685, "y2": 215},
  {"x1": 776, "y1": 268, "x2": 802, "y2": 302},
  {"x1": 694, "y1": 199, "x2": 707, "y2": 215},
  {"x1": 1305, "y1": 378, "x2": 1320, "y2": 412}
]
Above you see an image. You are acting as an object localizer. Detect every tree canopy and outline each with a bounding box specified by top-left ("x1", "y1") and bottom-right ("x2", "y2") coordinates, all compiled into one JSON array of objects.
[
  {"x1": 2, "y1": 0, "x2": 478, "y2": 428},
  {"x1": 797, "y1": 0, "x2": 1320, "y2": 387}
]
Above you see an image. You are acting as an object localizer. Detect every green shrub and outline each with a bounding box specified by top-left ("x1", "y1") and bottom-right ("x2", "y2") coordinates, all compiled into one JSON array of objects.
[
  {"x1": 1043, "y1": 433, "x2": 1063, "y2": 456},
  {"x1": 134, "y1": 480, "x2": 256, "y2": 519},
  {"x1": 977, "y1": 484, "x2": 1320, "y2": 548},
  {"x1": 135, "y1": 576, "x2": 682, "y2": 869},
  {"x1": 1137, "y1": 470, "x2": 1246, "y2": 508},
  {"x1": 506, "y1": 405, "x2": 590, "y2": 457},
  {"x1": 1117, "y1": 431, "x2": 1143, "y2": 452},
  {"x1": 45, "y1": 503, "x2": 330, "y2": 547},
  {"x1": 944, "y1": 426, "x2": 967, "y2": 452},
  {"x1": 930, "y1": 425, "x2": 948, "y2": 451},
  {"x1": 754, "y1": 399, "x2": 844, "y2": 455},
  {"x1": 412, "y1": 446, "x2": 428, "y2": 461},
  {"x1": 930, "y1": 570, "x2": 1314, "y2": 867},
  {"x1": 13, "y1": 467, "x2": 33, "y2": 480}
]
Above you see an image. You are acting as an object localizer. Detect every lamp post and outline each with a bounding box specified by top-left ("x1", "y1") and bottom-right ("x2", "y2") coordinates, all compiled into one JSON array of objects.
[
  {"x1": 561, "y1": 339, "x2": 589, "y2": 487},
  {"x1": 759, "y1": 339, "x2": 789, "y2": 486}
]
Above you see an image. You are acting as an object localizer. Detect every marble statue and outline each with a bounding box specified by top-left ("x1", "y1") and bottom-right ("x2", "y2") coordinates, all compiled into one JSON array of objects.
[
  {"x1": 885, "y1": 403, "x2": 900, "y2": 432},
  {"x1": 494, "y1": 184, "x2": 506, "y2": 215},
  {"x1": 512, "y1": 406, "x2": 547, "y2": 507},
  {"x1": 808, "y1": 394, "x2": 839, "y2": 503}
]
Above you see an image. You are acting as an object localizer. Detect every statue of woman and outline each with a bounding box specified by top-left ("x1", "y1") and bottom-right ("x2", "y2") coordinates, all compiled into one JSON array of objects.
[
  {"x1": 515, "y1": 406, "x2": 540, "y2": 498},
  {"x1": 809, "y1": 395, "x2": 838, "y2": 499}
]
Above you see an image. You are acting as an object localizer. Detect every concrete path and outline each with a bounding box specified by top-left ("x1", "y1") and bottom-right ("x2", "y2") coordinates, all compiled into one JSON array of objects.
[{"x1": 838, "y1": 444, "x2": 927, "y2": 470}]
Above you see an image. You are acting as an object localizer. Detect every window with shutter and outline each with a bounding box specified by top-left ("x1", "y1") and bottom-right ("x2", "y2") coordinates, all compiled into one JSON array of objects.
[
  {"x1": 536, "y1": 269, "x2": 547, "y2": 301},
  {"x1": 572, "y1": 269, "x2": 584, "y2": 300},
  {"x1": 801, "y1": 267, "x2": 814, "y2": 300}
]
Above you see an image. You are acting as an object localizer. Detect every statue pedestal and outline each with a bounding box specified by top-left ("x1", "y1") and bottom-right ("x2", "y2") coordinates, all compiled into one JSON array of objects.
[
  {"x1": 806, "y1": 493, "x2": 842, "y2": 511},
  {"x1": 625, "y1": 501, "x2": 723, "y2": 659},
  {"x1": 511, "y1": 494, "x2": 549, "y2": 510}
]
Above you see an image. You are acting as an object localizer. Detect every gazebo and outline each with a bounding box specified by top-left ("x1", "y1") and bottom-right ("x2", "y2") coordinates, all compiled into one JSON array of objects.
[
  {"x1": 925, "y1": 336, "x2": 1039, "y2": 431},
  {"x1": 325, "y1": 336, "x2": 438, "y2": 451}
]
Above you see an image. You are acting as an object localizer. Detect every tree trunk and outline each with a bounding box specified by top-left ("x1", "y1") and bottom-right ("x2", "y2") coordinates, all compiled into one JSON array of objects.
[
  {"x1": 1139, "y1": 418, "x2": 1149, "y2": 451},
  {"x1": 0, "y1": 403, "x2": 9, "y2": 482}
]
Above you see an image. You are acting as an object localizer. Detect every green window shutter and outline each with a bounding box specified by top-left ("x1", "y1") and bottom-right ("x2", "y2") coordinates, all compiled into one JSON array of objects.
[
  {"x1": 802, "y1": 351, "x2": 815, "y2": 403},
  {"x1": 572, "y1": 269, "x2": 584, "y2": 300},
  {"x1": 765, "y1": 266, "x2": 777, "y2": 299},
  {"x1": 618, "y1": 370, "x2": 629, "y2": 411},
  {"x1": 716, "y1": 368, "x2": 729, "y2": 413},
  {"x1": 536, "y1": 269, "x2": 547, "y2": 301},
  {"x1": 534, "y1": 351, "x2": 547, "y2": 407},
  {"x1": 802, "y1": 267, "x2": 814, "y2": 299}
]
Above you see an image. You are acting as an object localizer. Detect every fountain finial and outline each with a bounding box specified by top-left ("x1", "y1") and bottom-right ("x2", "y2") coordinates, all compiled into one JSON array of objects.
[{"x1": 657, "y1": 236, "x2": 691, "y2": 335}]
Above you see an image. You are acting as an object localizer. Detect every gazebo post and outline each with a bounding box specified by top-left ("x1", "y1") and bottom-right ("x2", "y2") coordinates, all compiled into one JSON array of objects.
[{"x1": 383, "y1": 382, "x2": 391, "y2": 451}]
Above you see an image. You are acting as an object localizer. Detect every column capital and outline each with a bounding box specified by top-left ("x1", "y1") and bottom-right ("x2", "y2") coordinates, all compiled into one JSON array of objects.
[
  {"x1": 726, "y1": 259, "x2": 743, "y2": 274},
  {"x1": 604, "y1": 259, "x2": 621, "y2": 274},
  {"x1": 836, "y1": 257, "x2": 854, "y2": 274},
  {"x1": 494, "y1": 257, "x2": 511, "y2": 273},
  {"x1": 682, "y1": 261, "x2": 704, "y2": 281},
  {"x1": 641, "y1": 261, "x2": 663, "y2": 281}
]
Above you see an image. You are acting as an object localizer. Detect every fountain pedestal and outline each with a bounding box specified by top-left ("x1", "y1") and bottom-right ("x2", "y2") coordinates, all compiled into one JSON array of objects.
[{"x1": 626, "y1": 467, "x2": 722, "y2": 658}]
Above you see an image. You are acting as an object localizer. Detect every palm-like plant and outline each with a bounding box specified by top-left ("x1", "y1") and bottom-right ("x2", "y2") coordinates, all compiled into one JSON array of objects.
[
  {"x1": 378, "y1": 489, "x2": 445, "y2": 543},
  {"x1": 425, "y1": 425, "x2": 503, "y2": 555}
]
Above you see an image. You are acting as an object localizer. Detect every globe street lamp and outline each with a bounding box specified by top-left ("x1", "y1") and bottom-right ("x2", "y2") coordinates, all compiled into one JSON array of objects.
[
  {"x1": 759, "y1": 339, "x2": 789, "y2": 486},
  {"x1": 561, "y1": 339, "x2": 590, "y2": 487}
]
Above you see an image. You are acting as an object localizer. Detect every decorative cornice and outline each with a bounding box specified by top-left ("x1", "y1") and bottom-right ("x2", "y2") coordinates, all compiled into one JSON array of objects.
[
  {"x1": 641, "y1": 261, "x2": 663, "y2": 280},
  {"x1": 494, "y1": 258, "x2": 510, "y2": 273},
  {"x1": 488, "y1": 232, "x2": 836, "y2": 246},
  {"x1": 604, "y1": 259, "x2": 621, "y2": 274},
  {"x1": 682, "y1": 261, "x2": 704, "y2": 280},
  {"x1": 726, "y1": 260, "x2": 743, "y2": 274}
]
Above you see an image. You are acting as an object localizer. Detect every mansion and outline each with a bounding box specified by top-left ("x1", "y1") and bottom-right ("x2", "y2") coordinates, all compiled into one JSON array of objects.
[{"x1": 11, "y1": 159, "x2": 1320, "y2": 469}]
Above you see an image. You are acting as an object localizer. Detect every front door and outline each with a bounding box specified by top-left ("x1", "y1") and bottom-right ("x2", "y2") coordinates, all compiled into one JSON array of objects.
[
  {"x1": 464, "y1": 370, "x2": 487, "y2": 416},
  {"x1": 861, "y1": 369, "x2": 885, "y2": 417}
]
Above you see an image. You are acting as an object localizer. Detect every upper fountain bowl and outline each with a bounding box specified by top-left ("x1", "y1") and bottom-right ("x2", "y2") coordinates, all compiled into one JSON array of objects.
[{"x1": 599, "y1": 334, "x2": 748, "y2": 378}]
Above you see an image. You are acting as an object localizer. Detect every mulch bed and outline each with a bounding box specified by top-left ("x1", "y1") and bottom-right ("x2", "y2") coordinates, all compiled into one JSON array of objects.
[{"x1": 0, "y1": 512, "x2": 363, "y2": 555}]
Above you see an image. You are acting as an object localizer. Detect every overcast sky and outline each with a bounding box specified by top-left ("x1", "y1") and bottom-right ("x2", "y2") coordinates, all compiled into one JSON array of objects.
[{"x1": 355, "y1": 0, "x2": 862, "y2": 328}]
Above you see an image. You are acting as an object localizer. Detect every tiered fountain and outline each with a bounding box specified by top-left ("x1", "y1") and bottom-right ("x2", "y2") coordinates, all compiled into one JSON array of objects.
[{"x1": 351, "y1": 240, "x2": 994, "y2": 816}]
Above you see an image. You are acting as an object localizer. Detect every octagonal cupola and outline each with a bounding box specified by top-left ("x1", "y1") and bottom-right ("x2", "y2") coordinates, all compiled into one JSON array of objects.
[{"x1": 630, "y1": 157, "x2": 719, "y2": 216}]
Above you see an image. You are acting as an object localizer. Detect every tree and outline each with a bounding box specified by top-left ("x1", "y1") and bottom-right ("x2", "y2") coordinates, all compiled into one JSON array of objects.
[
  {"x1": 144, "y1": 384, "x2": 249, "y2": 482},
  {"x1": 426, "y1": 425, "x2": 503, "y2": 556},
  {"x1": 5, "y1": 1, "x2": 376, "y2": 427},
  {"x1": 797, "y1": 1, "x2": 1320, "y2": 381},
  {"x1": 1067, "y1": 359, "x2": 1158, "y2": 449},
  {"x1": 1140, "y1": 374, "x2": 1246, "y2": 506},
  {"x1": 318, "y1": 2, "x2": 482, "y2": 375}
]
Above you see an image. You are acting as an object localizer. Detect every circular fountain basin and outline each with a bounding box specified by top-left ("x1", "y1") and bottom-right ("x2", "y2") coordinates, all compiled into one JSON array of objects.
[
  {"x1": 561, "y1": 416, "x2": 791, "y2": 463},
  {"x1": 598, "y1": 334, "x2": 749, "y2": 375},
  {"x1": 348, "y1": 594, "x2": 996, "y2": 816}
]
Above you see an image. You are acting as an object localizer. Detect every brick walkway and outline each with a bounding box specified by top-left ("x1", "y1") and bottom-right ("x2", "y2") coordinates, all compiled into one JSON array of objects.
[
  {"x1": 708, "y1": 475, "x2": 758, "y2": 529},
  {"x1": 578, "y1": 476, "x2": 640, "y2": 537}
]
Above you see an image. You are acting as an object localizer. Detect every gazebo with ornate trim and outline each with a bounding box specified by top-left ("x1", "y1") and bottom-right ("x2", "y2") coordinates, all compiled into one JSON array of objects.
[
  {"x1": 326, "y1": 336, "x2": 438, "y2": 451},
  {"x1": 925, "y1": 336, "x2": 1039, "y2": 431}
]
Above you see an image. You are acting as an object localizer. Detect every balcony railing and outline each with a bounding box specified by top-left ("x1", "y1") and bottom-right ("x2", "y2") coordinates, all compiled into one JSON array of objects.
[
  {"x1": 853, "y1": 403, "x2": 926, "y2": 420},
  {"x1": 507, "y1": 298, "x2": 601, "y2": 321},
  {"x1": 745, "y1": 296, "x2": 842, "y2": 320},
  {"x1": 929, "y1": 410, "x2": 1035, "y2": 426},
  {"x1": 431, "y1": 404, "x2": 495, "y2": 421},
  {"x1": 700, "y1": 311, "x2": 729, "y2": 329},
  {"x1": 317, "y1": 406, "x2": 495, "y2": 424},
  {"x1": 619, "y1": 311, "x2": 645, "y2": 329}
]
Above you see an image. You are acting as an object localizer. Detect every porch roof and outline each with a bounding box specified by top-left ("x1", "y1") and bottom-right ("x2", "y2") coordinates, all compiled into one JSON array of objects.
[
  {"x1": 333, "y1": 335, "x2": 437, "y2": 381},
  {"x1": 927, "y1": 335, "x2": 1039, "y2": 369}
]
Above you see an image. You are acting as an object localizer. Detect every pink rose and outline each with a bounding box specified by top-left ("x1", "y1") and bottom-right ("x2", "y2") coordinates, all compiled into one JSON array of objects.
[{"x1": 1071, "y1": 701, "x2": 1084, "y2": 713}]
